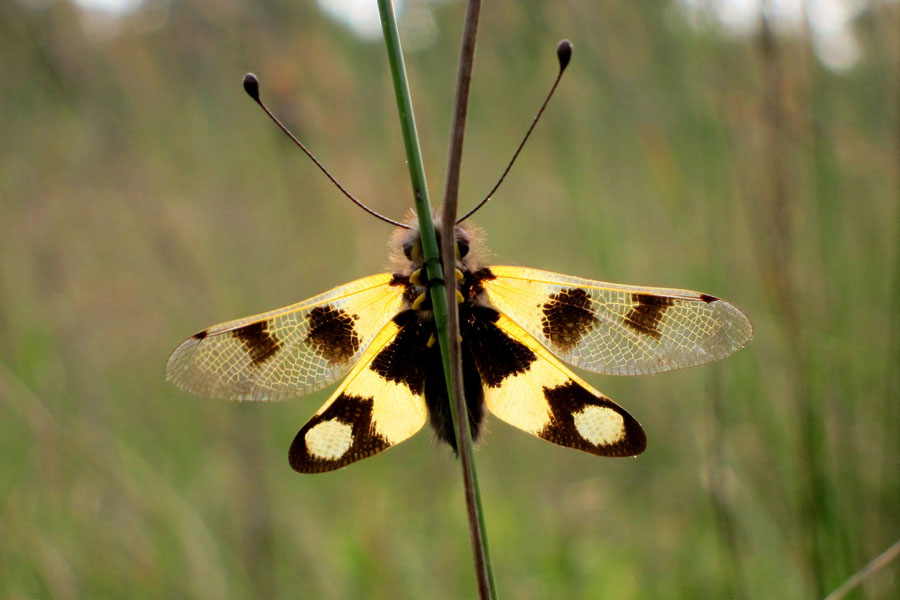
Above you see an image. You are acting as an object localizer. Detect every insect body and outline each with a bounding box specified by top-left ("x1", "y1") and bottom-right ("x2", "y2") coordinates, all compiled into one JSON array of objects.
[{"x1": 166, "y1": 220, "x2": 752, "y2": 473}]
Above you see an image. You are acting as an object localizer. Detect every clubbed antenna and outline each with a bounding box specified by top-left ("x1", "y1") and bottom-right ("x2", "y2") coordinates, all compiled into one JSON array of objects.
[
  {"x1": 242, "y1": 73, "x2": 410, "y2": 229},
  {"x1": 457, "y1": 40, "x2": 573, "y2": 223}
]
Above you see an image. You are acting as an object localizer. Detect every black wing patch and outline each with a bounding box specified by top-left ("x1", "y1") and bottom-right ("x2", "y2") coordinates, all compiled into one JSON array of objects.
[
  {"x1": 304, "y1": 306, "x2": 361, "y2": 364},
  {"x1": 370, "y1": 311, "x2": 426, "y2": 394},
  {"x1": 621, "y1": 293, "x2": 674, "y2": 340},
  {"x1": 542, "y1": 382, "x2": 646, "y2": 457},
  {"x1": 289, "y1": 393, "x2": 390, "y2": 473},
  {"x1": 464, "y1": 306, "x2": 537, "y2": 387},
  {"x1": 541, "y1": 288, "x2": 599, "y2": 352},
  {"x1": 231, "y1": 321, "x2": 281, "y2": 366}
]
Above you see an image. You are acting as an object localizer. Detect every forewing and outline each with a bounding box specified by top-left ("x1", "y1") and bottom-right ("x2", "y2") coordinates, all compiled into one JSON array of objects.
[
  {"x1": 289, "y1": 316, "x2": 428, "y2": 473},
  {"x1": 482, "y1": 266, "x2": 752, "y2": 375},
  {"x1": 166, "y1": 274, "x2": 407, "y2": 401},
  {"x1": 466, "y1": 307, "x2": 645, "y2": 457}
]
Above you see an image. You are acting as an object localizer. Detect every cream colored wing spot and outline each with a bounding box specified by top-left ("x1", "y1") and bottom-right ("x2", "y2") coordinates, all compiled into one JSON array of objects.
[
  {"x1": 572, "y1": 405, "x2": 625, "y2": 447},
  {"x1": 481, "y1": 266, "x2": 752, "y2": 376},
  {"x1": 166, "y1": 273, "x2": 408, "y2": 402},
  {"x1": 466, "y1": 308, "x2": 646, "y2": 458},
  {"x1": 304, "y1": 419, "x2": 354, "y2": 460},
  {"x1": 289, "y1": 318, "x2": 428, "y2": 473}
]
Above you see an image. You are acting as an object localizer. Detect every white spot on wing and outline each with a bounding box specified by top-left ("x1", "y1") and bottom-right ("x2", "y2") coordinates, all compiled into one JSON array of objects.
[
  {"x1": 573, "y1": 406, "x2": 625, "y2": 447},
  {"x1": 305, "y1": 419, "x2": 353, "y2": 460}
]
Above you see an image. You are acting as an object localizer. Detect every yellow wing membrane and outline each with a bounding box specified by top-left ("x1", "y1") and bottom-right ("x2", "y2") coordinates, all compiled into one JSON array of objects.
[
  {"x1": 289, "y1": 318, "x2": 428, "y2": 473},
  {"x1": 166, "y1": 274, "x2": 407, "y2": 401},
  {"x1": 472, "y1": 311, "x2": 645, "y2": 456},
  {"x1": 481, "y1": 266, "x2": 752, "y2": 376}
]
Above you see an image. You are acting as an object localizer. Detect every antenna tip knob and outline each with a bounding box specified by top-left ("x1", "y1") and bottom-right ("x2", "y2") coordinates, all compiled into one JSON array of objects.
[
  {"x1": 242, "y1": 73, "x2": 260, "y2": 101},
  {"x1": 556, "y1": 40, "x2": 572, "y2": 71}
]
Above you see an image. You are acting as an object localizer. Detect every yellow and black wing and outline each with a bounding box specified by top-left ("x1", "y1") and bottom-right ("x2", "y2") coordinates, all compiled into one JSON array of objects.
[
  {"x1": 465, "y1": 307, "x2": 645, "y2": 456},
  {"x1": 289, "y1": 316, "x2": 428, "y2": 473},
  {"x1": 166, "y1": 274, "x2": 407, "y2": 402},
  {"x1": 481, "y1": 266, "x2": 752, "y2": 376}
]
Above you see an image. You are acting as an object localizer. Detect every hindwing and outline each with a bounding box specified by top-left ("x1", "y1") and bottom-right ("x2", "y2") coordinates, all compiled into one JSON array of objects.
[
  {"x1": 290, "y1": 316, "x2": 428, "y2": 473},
  {"x1": 465, "y1": 307, "x2": 646, "y2": 457}
]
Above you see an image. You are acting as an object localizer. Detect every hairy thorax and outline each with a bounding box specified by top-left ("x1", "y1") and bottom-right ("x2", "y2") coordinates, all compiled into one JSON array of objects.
[{"x1": 389, "y1": 218, "x2": 494, "y2": 321}]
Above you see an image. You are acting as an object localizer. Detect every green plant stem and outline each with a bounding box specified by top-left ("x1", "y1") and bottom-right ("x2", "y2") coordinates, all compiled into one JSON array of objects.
[{"x1": 376, "y1": 2, "x2": 494, "y2": 597}]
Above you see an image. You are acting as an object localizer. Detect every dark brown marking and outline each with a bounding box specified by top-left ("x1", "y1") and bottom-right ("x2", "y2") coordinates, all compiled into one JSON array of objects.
[
  {"x1": 469, "y1": 267, "x2": 496, "y2": 283},
  {"x1": 370, "y1": 310, "x2": 427, "y2": 394},
  {"x1": 465, "y1": 306, "x2": 537, "y2": 388},
  {"x1": 463, "y1": 267, "x2": 496, "y2": 302},
  {"x1": 192, "y1": 330, "x2": 208, "y2": 340},
  {"x1": 389, "y1": 274, "x2": 408, "y2": 286},
  {"x1": 304, "y1": 306, "x2": 360, "y2": 364},
  {"x1": 232, "y1": 321, "x2": 280, "y2": 366},
  {"x1": 540, "y1": 382, "x2": 646, "y2": 457},
  {"x1": 623, "y1": 294, "x2": 675, "y2": 339},
  {"x1": 699, "y1": 293, "x2": 717, "y2": 303},
  {"x1": 541, "y1": 288, "x2": 598, "y2": 352},
  {"x1": 389, "y1": 273, "x2": 418, "y2": 304},
  {"x1": 289, "y1": 393, "x2": 390, "y2": 473}
]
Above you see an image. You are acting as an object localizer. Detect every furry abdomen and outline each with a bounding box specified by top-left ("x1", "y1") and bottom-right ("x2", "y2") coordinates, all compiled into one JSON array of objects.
[{"x1": 422, "y1": 334, "x2": 485, "y2": 453}]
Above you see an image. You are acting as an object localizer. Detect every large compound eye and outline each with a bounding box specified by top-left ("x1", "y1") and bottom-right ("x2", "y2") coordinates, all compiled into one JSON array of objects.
[
  {"x1": 455, "y1": 226, "x2": 471, "y2": 258},
  {"x1": 403, "y1": 239, "x2": 423, "y2": 261}
]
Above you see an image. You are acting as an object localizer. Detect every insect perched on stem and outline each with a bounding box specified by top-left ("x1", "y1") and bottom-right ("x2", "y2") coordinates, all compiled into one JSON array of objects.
[{"x1": 166, "y1": 42, "x2": 752, "y2": 473}]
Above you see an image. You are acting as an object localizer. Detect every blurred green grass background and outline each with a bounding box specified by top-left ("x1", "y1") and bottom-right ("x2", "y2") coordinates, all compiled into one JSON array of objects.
[{"x1": 2, "y1": 1, "x2": 898, "y2": 598}]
